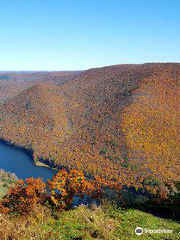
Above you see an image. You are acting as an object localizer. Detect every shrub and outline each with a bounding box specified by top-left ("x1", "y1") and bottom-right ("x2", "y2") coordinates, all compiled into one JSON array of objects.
[
  {"x1": 0, "y1": 178, "x2": 46, "y2": 215},
  {"x1": 0, "y1": 169, "x2": 100, "y2": 215}
]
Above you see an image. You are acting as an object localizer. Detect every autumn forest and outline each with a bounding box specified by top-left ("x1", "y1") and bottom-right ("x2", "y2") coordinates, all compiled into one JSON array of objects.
[{"x1": 0, "y1": 63, "x2": 179, "y2": 197}]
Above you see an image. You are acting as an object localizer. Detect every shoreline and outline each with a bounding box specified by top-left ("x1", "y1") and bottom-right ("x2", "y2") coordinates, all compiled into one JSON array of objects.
[{"x1": 0, "y1": 138, "x2": 57, "y2": 170}]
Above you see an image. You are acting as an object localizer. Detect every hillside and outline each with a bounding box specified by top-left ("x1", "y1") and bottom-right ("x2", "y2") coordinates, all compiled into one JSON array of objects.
[
  {"x1": 0, "y1": 63, "x2": 180, "y2": 197},
  {"x1": 0, "y1": 71, "x2": 81, "y2": 102},
  {"x1": 1, "y1": 204, "x2": 180, "y2": 240}
]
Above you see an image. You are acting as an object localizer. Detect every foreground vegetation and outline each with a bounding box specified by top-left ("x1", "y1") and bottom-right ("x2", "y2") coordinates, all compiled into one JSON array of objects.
[
  {"x1": 0, "y1": 169, "x2": 179, "y2": 240},
  {"x1": 0, "y1": 203, "x2": 179, "y2": 240}
]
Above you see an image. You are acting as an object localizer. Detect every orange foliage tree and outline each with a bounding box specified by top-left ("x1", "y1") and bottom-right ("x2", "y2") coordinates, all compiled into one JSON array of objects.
[
  {"x1": 0, "y1": 178, "x2": 46, "y2": 214},
  {"x1": 47, "y1": 169, "x2": 99, "y2": 210},
  {"x1": 0, "y1": 169, "x2": 100, "y2": 215}
]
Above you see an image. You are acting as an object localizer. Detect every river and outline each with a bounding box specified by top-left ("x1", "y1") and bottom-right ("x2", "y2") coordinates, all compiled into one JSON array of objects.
[{"x1": 0, "y1": 142, "x2": 56, "y2": 181}]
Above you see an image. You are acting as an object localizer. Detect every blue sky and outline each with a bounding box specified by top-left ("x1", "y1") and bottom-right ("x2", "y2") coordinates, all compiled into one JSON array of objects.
[{"x1": 0, "y1": 0, "x2": 180, "y2": 70}]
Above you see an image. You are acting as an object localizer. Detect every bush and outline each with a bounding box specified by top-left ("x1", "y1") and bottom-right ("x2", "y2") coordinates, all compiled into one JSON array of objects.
[
  {"x1": 0, "y1": 169, "x2": 100, "y2": 215},
  {"x1": 0, "y1": 178, "x2": 46, "y2": 214}
]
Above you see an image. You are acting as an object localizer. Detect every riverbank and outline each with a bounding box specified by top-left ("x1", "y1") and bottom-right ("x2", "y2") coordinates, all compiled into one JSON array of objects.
[
  {"x1": 0, "y1": 138, "x2": 55, "y2": 169},
  {"x1": 0, "y1": 139, "x2": 57, "y2": 180},
  {"x1": 0, "y1": 139, "x2": 179, "y2": 221}
]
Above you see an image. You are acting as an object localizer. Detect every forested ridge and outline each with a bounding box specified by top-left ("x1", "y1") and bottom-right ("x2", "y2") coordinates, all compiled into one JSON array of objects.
[
  {"x1": 0, "y1": 63, "x2": 180, "y2": 199},
  {"x1": 0, "y1": 71, "x2": 81, "y2": 102}
]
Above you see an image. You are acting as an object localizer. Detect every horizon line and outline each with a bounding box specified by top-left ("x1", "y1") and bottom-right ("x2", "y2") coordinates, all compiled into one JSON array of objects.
[{"x1": 0, "y1": 61, "x2": 180, "y2": 72}]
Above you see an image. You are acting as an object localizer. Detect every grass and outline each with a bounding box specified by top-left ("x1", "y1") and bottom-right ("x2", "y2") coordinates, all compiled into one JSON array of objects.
[
  {"x1": 43, "y1": 205, "x2": 119, "y2": 240},
  {"x1": 0, "y1": 204, "x2": 179, "y2": 240},
  {"x1": 0, "y1": 169, "x2": 17, "y2": 198},
  {"x1": 115, "y1": 207, "x2": 180, "y2": 240}
]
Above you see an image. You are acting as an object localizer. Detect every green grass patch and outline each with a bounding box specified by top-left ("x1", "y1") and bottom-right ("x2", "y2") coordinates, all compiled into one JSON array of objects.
[{"x1": 41, "y1": 205, "x2": 180, "y2": 240}]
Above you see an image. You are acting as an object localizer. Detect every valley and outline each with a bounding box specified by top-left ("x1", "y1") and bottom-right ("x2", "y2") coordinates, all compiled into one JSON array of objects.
[{"x1": 0, "y1": 63, "x2": 179, "y2": 197}]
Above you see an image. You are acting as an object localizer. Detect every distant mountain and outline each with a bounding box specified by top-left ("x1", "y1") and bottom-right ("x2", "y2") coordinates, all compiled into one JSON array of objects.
[
  {"x1": 0, "y1": 71, "x2": 82, "y2": 102},
  {"x1": 0, "y1": 63, "x2": 179, "y2": 195}
]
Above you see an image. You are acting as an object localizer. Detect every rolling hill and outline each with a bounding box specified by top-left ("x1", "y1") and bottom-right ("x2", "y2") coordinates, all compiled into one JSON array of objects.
[
  {"x1": 0, "y1": 63, "x2": 179, "y2": 197},
  {"x1": 0, "y1": 71, "x2": 81, "y2": 102}
]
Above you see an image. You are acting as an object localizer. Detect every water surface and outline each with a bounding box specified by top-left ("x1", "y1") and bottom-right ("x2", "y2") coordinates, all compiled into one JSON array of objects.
[{"x1": 0, "y1": 142, "x2": 56, "y2": 181}]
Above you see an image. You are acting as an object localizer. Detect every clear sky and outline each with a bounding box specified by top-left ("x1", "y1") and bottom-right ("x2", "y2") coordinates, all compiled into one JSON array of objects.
[{"x1": 0, "y1": 0, "x2": 180, "y2": 71}]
